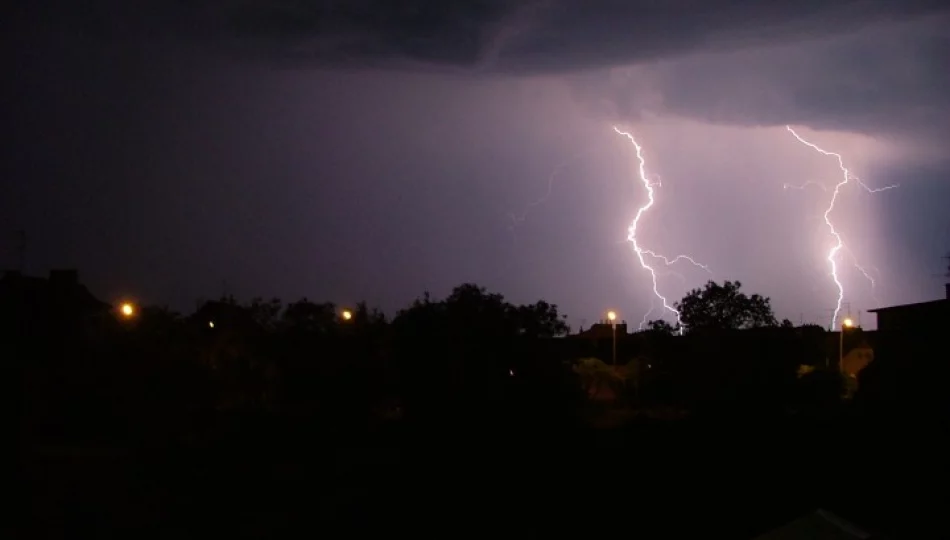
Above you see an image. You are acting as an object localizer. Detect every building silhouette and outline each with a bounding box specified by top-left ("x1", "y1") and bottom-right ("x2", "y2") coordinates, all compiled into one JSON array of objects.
[
  {"x1": 575, "y1": 319, "x2": 629, "y2": 339},
  {"x1": 868, "y1": 291, "x2": 949, "y2": 333},
  {"x1": 865, "y1": 278, "x2": 950, "y2": 410},
  {"x1": 1, "y1": 269, "x2": 112, "y2": 341},
  {"x1": 868, "y1": 279, "x2": 949, "y2": 355}
]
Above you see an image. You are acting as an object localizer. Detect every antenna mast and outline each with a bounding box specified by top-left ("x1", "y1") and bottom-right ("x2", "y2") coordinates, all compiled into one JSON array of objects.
[
  {"x1": 944, "y1": 253, "x2": 950, "y2": 300},
  {"x1": 15, "y1": 230, "x2": 26, "y2": 272}
]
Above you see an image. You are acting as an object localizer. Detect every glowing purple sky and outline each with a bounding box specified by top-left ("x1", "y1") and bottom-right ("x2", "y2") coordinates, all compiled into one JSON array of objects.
[{"x1": 3, "y1": 1, "x2": 949, "y2": 329}]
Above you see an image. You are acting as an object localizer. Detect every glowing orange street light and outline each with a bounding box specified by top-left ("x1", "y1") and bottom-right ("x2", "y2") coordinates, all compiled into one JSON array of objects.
[
  {"x1": 120, "y1": 302, "x2": 136, "y2": 318},
  {"x1": 341, "y1": 309, "x2": 353, "y2": 321},
  {"x1": 607, "y1": 310, "x2": 617, "y2": 322}
]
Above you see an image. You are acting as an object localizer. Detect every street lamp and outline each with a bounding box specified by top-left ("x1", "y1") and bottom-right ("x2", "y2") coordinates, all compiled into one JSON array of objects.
[
  {"x1": 839, "y1": 317, "x2": 854, "y2": 372},
  {"x1": 341, "y1": 309, "x2": 353, "y2": 321},
  {"x1": 119, "y1": 302, "x2": 136, "y2": 319},
  {"x1": 607, "y1": 310, "x2": 618, "y2": 365}
]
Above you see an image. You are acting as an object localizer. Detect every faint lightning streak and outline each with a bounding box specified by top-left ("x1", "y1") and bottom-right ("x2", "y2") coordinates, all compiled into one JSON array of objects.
[
  {"x1": 785, "y1": 126, "x2": 852, "y2": 330},
  {"x1": 783, "y1": 181, "x2": 828, "y2": 192},
  {"x1": 849, "y1": 173, "x2": 899, "y2": 194},
  {"x1": 508, "y1": 150, "x2": 594, "y2": 243},
  {"x1": 782, "y1": 175, "x2": 900, "y2": 193},
  {"x1": 640, "y1": 300, "x2": 657, "y2": 330},
  {"x1": 642, "y1": 249, "x2": 713, "y2": 274},
  {"x1": 658, "y1": 270, "x2": 688, "y2": 283},
  {"x1": 613, "y1": 126, "x2": 707, "y2": 333},
  {"x1": 508, "y1": 163, "x2": 567, "y2": 229},
  {"x1": 852, "y1": 262, "x2": 881, "y2": 306},
  {"x1": 844, "y1": 246, "x2": 883, "y2": 306},
  {"x1": 784, "y1": 175, "x2": 898, "y2": 194}
]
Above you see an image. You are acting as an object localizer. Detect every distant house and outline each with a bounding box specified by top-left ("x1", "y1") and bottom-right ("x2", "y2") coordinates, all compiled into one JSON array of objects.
[
  {"x1": 867, "y1": 285, "x2": 949, "y2": 362},
  {"x1": 865, "y1": 283, "x2": 950, "y2": 407},
  {"x1": 868, "y1": 293, "x2": 950, "y2": 334},
  {"x1": 0, "y1": 269, "x2": 113, "y2": 342},
  {"x1": 575, "y1": 320, "x2": 629, "y2": 340},
  {"x1": 569, "y1": 320, "x2": 631, "y2": 362}
]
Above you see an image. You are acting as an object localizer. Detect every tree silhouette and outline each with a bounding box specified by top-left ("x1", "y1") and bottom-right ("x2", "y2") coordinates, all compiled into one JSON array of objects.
[
  {"x1": 280, "y1": 298, "x2": 337, "y2": 335},
  {"x1": 645, "y1": 319, "x2": 678, "y2": 335},
  {"x1": 511, "y1": 300, "x2": 569, "y2": 338},
  {"x1": 675, "y1": 280, "x2": 777, "y2": 333},
  {"x1": 243, "y1": 297, "x2": 283, "y2": 333},
  {"x1": 394, "y1": 283, "x2": 568, "y2": 341},
  {"x1": 390, "y1": 283, "x2": 569, "y2": 421}
]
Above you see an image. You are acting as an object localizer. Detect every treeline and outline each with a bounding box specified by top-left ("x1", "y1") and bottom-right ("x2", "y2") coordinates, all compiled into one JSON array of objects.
[
  {"x1": 12, "y1": 283, "x2": 578, "y2": 441},
  {"x1": 9, "y1": 279, "x2": 887, "y2": 445}
]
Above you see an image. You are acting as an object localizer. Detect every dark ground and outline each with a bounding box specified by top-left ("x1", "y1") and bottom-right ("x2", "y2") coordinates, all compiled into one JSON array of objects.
[{"x1": 17, "y1": 410, "x2": 949, "y2": 539}]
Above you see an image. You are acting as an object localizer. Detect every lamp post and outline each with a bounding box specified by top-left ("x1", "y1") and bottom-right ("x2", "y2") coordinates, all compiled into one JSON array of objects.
[
  {"x1": 839, "y1": 317, "x2": 854, "y2": 372},
  {"x1": 607, "y1": 310, "x2": 618, "y2": 365}
]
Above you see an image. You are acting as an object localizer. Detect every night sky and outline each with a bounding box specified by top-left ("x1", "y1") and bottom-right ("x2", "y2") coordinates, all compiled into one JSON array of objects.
[{"x1": 3, "y1": 1, "x2": 949, "y2": 329}]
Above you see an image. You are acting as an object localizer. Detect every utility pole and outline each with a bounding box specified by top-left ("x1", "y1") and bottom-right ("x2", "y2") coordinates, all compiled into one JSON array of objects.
[
  {"x1": 824, "y1": 308, "x2": 837, "y2": 332},
  {"x1": 15, "y1": 230, "x2": 26, "y2": 272},
  {"x1": 944, "y1": 253, "x2": 950, "y2": 299},
  {"x1": 612, "y1": 324, "x2": 617, "y2": 366},
  {"x1": 14, "y1": 229, "x2": 26, "y2": 274},
  {"x1": 606, "y1": 311, "x2": 618, "y2": 365}
]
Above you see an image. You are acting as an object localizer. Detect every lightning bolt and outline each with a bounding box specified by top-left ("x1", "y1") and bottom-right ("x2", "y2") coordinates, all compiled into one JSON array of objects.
[
  {"x1": 613, "y1": 125, "x2": 708, "y2": 333},
  {"x1": 785, "y1": 126, "x2": 896, "y2": 329}
]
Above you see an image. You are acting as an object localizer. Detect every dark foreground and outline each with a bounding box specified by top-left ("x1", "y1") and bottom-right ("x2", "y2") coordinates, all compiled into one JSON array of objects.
[{"x1": 18, "y1": 411, "x2": 949, "y2": 539}]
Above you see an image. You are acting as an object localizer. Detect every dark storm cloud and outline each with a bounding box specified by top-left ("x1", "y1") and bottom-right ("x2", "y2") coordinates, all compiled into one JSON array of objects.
[
  {"x1": 11, "y1": 0, "x2": 948, "y2": 139},
  {"x1": 635, "y1": 15, "x2": 950, "y2": 139},
  {"x1": 8, "y1": 0, "x2": 950, "y2": 72}
]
